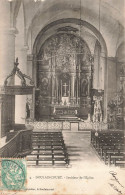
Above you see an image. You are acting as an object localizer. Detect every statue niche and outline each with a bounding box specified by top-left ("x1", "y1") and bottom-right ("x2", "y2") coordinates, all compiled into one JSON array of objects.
[
  {"x1": 81, "y1": 79, "x2": 88, "y2": 96},
  {"x1": 40, "y1": 77, "x2": 49, "y2": 96}
]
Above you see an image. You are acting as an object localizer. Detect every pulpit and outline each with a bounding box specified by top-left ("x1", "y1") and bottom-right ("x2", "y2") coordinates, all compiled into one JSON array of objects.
[{"x1": 0, "y1": 58, "x2": 34, "y2": 137}]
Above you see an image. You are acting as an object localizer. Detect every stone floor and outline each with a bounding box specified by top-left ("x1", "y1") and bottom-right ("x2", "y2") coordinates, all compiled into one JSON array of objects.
[
  {"x1": 63, "y1": 131, "x2": 103, "y2": 168},
  {"x1": 0, "y1": 136, "x2": 7, "y2": 148}
]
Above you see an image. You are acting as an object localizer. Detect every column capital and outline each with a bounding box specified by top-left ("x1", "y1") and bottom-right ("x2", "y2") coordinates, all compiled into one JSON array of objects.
[
  {"x1": 27, "y1": 54, "x2": 34, "y2": 61},
  {"x1": 100, "y1": 52, "x2": 107, "y2": 58},
  {"x1": 6, "y1": 28, "x2": 17, "y2": 36}
]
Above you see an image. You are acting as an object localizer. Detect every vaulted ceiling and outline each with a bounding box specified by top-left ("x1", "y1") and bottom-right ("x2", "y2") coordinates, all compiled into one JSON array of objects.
[{"x1": 1, "y1": 0, "x2": 125, "y2": 57}]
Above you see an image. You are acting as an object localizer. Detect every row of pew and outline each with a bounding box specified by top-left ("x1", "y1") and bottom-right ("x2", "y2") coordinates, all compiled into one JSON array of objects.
[
  {"x1": 27, "y1": 132, "x2": 70, "y2": 167},
  {"x1": 91, "y1": 130, "x2": 125, "y2": 167}
]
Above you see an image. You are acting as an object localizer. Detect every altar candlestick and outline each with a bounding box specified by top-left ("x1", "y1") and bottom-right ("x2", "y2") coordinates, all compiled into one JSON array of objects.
[
  {"x1": 69, "y1": 80, "x2": 70, "y2": 99},
  {"x1": 59, "y1": 88, "x2": 60, "y2": 103},
  {"x1": 56, "y1": 79, "x2": 58, "y2": 101},
  {"x1": 88, "y1": 78, "x2": 90, "y2": 96},
  {"x1": 72, "y1": 75, "x2": 75, "y2": 97},
  {"x1": 55, "y1": 89, "x2": 56, "y2": 98},
  {"x1": 61, "y1": 80, "x2": 62, "y2": 98},
  {"x1": 77, "y1": 79, "x2": 78, "y2": 104}
]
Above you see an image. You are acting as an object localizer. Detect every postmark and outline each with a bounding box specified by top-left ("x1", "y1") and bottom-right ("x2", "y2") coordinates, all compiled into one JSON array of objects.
[{"x1": 0, "y1": 159, "x2": 26, "y2": 191}]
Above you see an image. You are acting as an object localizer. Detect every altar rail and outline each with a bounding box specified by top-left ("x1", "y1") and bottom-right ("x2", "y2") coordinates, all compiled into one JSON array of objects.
[
  {"x1": 0, "y1": 127, "x2": 33, "y2": 158},
  {"x1": 29, "y1": 121, "x2": 108, "y2": 131}
]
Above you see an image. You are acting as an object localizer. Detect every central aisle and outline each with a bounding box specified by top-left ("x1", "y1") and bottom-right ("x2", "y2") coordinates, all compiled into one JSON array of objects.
[{"x1": 63, "y1": 131, "x2": 103, "y2": 168}]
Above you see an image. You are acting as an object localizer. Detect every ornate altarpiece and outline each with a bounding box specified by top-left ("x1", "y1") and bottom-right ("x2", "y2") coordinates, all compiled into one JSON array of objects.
[
  {"x1": 107, "y1": 63, "x2": 125, "y2": 129},
  {"x1": 35, "y1": 33, "x2": 94, "y2": 120}
]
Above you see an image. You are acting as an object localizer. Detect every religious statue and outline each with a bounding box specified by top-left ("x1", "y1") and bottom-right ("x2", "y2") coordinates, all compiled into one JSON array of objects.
[
  {"x1": 35, "y1": 99, "x2": 40, "y2": 121},
  {"x1": 41, "y1": 78, "x2": 48, "y2": 90},
  {"x1": 53, "y1": 106, "x2": 56, "y2": 114},
  {"x1": 93, "y1": 96, "x2": 103, "y2": 122},
  {"x1": 40, "y1": 77, "x2": 49, "y2": 95},
  {"x1": 108, "y1": 93, "x2": 124, "y2": 129},
  {"x1": 26, "y1": 99, "x2": 31, "y2": 119},
  {"x1": 81, "y1": 79, "x2": 88, "y2": 96}
]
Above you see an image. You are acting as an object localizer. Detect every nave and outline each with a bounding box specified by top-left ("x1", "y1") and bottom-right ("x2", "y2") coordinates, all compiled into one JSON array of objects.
[
  {"x1": 26, "y1": 131, "x2": 102, "y2": 168},
  {"x1": 0, "y1": 123, "x2": 124, "y2": 169},
  {"x1": 13, "y1": 128, "x2": 124, "y2": 169}
]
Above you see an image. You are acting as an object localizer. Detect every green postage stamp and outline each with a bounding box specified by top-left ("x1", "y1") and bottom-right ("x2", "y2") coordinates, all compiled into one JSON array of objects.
[{"x1": 0, "y1": 158, "x2": 26, "y2": 191}]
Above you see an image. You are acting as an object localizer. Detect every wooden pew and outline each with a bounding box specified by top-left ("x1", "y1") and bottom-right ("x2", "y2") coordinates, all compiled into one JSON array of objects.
[
  {"x1": 91, "y1": 130, "x2": 125, "y2": 167},
  {"x1": 27, "y1": 132, "x2": 70, "y2": 167}
]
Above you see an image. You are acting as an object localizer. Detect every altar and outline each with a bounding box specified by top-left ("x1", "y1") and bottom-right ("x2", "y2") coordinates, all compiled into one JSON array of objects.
[
  {"x1": 35, "y1": 33, "x2": 96, "y2": 121},
  {"x1": 52, "y1": 104, "x2": 79, "y2": 116}
]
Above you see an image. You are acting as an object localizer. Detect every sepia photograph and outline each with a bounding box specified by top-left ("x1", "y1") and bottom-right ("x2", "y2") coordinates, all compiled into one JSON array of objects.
[{"x1": 0, "y1": 0, "x2": 125, "y2": 194}]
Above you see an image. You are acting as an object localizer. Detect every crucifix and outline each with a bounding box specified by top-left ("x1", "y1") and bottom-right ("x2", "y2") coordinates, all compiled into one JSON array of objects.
[{"x1": 63, "y1": 83, "x2": 68, "y2": 96}]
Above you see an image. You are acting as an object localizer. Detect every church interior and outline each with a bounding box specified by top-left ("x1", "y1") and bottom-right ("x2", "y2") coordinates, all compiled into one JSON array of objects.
[{"x1": 0, "y1": 0, "x2": 125, "y2": 168}]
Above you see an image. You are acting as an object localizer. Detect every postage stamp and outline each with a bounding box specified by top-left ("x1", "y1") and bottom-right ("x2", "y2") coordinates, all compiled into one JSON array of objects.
[{"x1": 0, "y1": 158, "x2": 26, "y2": 191}]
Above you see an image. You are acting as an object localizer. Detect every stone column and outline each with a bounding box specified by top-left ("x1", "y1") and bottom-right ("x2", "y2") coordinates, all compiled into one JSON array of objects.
[
  {"x1": 56, "y1": 77, "x2": 58, "y2": 103},
  {"x1": 96, "y1": 52, "x2": 107, "y2": 121},
  {"x1": 69, "y1": 79, "x2": 70, "y2": 102},
  {"x1": 93, "y1": 46, "x2": 100, "y2": 89},
  {"x1": 71, "y1": 74, "x2": 74, "y2": 101},
  {"x1": 100, "y1": 53, "x2": 107, "y2": 121},
  {"x1": 48, "y1": 74, "x2": 51, "y2": 102},
  {"x1": 15, "y1": 46, "x2": 29, "y2": 124},
  {"x1": 78, "y1": 72, "x2": 81, "y2": 104},
  {"x1": 76, "y1": 79, "x2": 79, "y2": 104},
  {"x1": 51, "y1": 74, "x2": 55, "y2": 104},
  {"x1": 60, "y1": 80, "x2": 62, "y2": 101},
  {"x1": 71, "y1": 73, "x2": 76, "y2": 104},
  {"x1": 99, "y1": 52, "x2": 106, "y2": 90},
  {"x1": 87, "y1": 76, "x2": 90, "y2": 96},
  {"x1": 0, "y1": 28, "x2": 16, "y2": 85},
  {"x1": 104, "y1": 54, "x2": 108, "y2": 122},
  {"x1": 27, "y1": 54, "x2": 33, "y2": 78}
]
